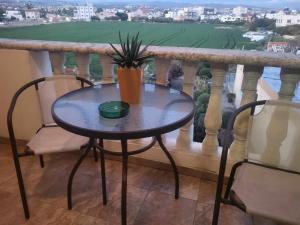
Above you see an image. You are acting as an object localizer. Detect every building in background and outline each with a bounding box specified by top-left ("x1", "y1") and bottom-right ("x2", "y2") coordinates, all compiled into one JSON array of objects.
[
  {"x1": 267, "y1": 42, "x2": 290, "y2": 53},
  {"x1": 275, "y1": 14, "x2": 300, "y2": 27},
  {"x1": 266, "y1": 10, "x2": 300, "y2": 27},
  {"x1": 25, "y1": 10, "x2": 40, "y2": 20},
  {"x1": 5, "y1": 10, "x2": 24, "y2": 20},
  {"x1": 232, "y1": 6, "x2": 248, "y2": 16},
  {"x1": 74, "y1": 4, "x2": 95, "y2": 21}
]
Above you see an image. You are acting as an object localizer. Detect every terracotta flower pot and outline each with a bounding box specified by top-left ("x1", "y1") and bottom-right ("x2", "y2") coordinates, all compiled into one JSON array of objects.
[{"x1": 117, "y1": 67, "x2": 142, "y2": 104}]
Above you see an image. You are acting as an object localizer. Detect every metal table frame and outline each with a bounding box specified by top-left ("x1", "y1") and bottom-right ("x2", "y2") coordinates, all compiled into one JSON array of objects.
[
  {"x1": 52, "y1": 84, "x2": 195, "y2": 225},
  {"x1": 66, "y1": 136, "x2": 179, "y2": 225}
]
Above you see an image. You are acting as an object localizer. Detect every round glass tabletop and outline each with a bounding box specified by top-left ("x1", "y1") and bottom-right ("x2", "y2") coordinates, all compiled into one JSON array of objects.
[{"x1": 52, "y1": 83, "x2": 195, "y2": 140}]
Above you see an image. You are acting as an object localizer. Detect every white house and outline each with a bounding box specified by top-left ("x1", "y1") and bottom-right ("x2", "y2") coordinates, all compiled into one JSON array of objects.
[
  {"x1": 74, "y1": 4, "x2": 95, "y2": 21},
  {"x1": 219, "y1": 15, "x2": 239, "y2": 22},
  {"x1": 243, "y1": 31, "x2": 269, "y2": 42},
  {"x1": 275, "y1": 14, "x2": 300, "y2": 27},
  {"x1": 165, "y1": 10, "x2": 185, "y2": 21},
  {"x1": 25, "y1": 10, "x2": 40, "y2": 20},
  {"x1": 193, "y1": 7, "x2": 204, "y2": 15},
  {"x1": 267, "y1": 42, "x2": 290, "y2": 53},
  {"x1": 5, "y1": 10, "x2": 24, "y2": 21},
  {"x1": 232, "y1": 6, "x2": 248, "y2": 16}
]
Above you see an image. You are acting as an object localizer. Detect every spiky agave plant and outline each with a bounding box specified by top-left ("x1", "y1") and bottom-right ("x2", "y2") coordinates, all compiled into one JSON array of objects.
[{"x1": 109, "y1": 32, "x2": 153, "y2": 68}]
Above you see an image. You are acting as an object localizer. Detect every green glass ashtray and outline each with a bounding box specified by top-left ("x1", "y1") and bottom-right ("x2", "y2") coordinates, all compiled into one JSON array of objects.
[{"x1": 98, "y1": 101, "x2": 129, "y2": 119}]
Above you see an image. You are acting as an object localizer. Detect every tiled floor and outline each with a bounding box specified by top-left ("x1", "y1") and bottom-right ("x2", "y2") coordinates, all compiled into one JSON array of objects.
[{"x1": 0, "y1": 143, "x2": 253, "y2": 225}]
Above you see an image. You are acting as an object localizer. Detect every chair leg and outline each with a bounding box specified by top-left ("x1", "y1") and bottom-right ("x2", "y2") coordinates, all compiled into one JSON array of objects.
[
  {"x1": 212, "y1": 196, "x2": 221, "y2": 225},
  {"x1": 39, "y1": 155, "x2": 45, "y2": 168},
  {"x1": 93, "y1": 146, "x2": 98, "y2": 162},
  {"x1": 98, "y1": 139, "x2": 107, "y2": 205},
  {"x1": 224, "y1": 161, "x2": 244, "y2": 199},
  {"x1": 12, "y1": 153, "x2": 30, "y2": 219}
]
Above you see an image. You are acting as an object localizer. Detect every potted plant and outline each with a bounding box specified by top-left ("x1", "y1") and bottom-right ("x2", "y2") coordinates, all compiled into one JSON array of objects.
[{"x1": 109, "y1": 32, "x2": 153, "y2": 104}]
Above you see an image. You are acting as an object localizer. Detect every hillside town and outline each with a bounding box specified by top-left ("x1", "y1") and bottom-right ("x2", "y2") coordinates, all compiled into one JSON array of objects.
[
  {"x1": 2, "y1": 2, "x2": 300, "y2": 26},
  {"x1": 1, "y1": 1, "x2": 300, "y2": 53}
]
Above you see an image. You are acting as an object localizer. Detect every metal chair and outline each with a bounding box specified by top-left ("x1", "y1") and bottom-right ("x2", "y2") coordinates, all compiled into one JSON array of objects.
[
  {"x1": 7, "y1": 75, "x2": 98, "y2": 219},
  {"x1": 212, "y1": 100, "x2": 300, "y2": 225}
]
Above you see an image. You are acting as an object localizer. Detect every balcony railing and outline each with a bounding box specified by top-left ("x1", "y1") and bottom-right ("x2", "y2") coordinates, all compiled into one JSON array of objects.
[{"x1": 0, "y1": 38, "x2": 299, "y2": 177}]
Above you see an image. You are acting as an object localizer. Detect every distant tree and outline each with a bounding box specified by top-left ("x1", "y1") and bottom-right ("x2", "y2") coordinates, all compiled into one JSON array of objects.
[
  {"x1": 115, "y1": 12, "x2": 128, "y2": 21},
  {"x1": 62, "y1": 8, "x2": 68, "y2": 15},
  {"x1": 151, "y1": 17, "x2": 173, "y2": 23},
  {"x1": 0, "y1": 7, "x2": 5, "y2": 22},
  {"x1": 105, "y1": 16, "x2": 119, "y2": 21},
  {"x1": 132, "y1": 16, "x2": 148, "y2": 22},
  {"x1": 25, "y1": 3, "x2": 34, "y2": 10},
  {"x1": 39, "y1": 8, "x2": 47, "y2": 18},
  {"x1": 56, "y1": 9, "x2": 62, "y2": 15},
  {"x1": 20, "y1": 9, "x2": 26, "y2": 19},
  {"x1": 249, "y1": 18, "x2": 275, "y2": 31},
  {"x1": 163, "y1": 10, "x2": 168, "y2": 15},
  {"x1": 276, "y1": 25, "x2": 300, "y2": 36},
  {"x1": 91, "y1": 15, "x2": 100, "y2": 21},
  {"x1": 62, "y1": 8, "x2": 74, "y2": 17},
  {"x1": 10, "y1": 16, "x2": 17, "y2": 21},
  {"x1": 96, "y1": 8, "x2": 103, "y2": 13}
]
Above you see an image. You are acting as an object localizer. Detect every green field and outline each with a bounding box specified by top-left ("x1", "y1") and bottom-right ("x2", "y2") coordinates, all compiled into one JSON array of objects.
[
  {"x1": 0, "y1": 21, "x2": 262, "y2": 80},
  {"x1": 0, "y1": 21, "x2": 259, "y2": 50}
]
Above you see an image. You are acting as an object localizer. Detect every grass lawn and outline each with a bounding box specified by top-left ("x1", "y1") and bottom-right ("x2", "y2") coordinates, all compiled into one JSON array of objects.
[
  {"x1": 0, "y1": 21, "x2": 263, "y2": 80},
  {"x1": 0, "y1": 21, "x2": 259, "y2": 49}
]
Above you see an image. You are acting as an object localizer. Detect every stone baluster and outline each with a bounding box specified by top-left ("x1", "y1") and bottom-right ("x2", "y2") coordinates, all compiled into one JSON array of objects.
[
  {"x1": 202, "y1": 63, "x2": 228, "y2": 155},
  {"x1": 229, "y1": 65, "x2": 263, "y2": 161},
  {"x1": 260, "y1": 68, "x2": 300, "y2": 165},
  {"x1": 278, "y1": 68, "x2": 300, "y2": 100},
  {"x1": 155, "y1": 58, "x2": 171, "y2": 85},
  {"x1": 100, "y1": 54, "x2": 114, "y2": 83},
  {"x1": 49, "y1": 51, "x2": 65, "y2": 75},
  {"x1": 75, "y1": 53, "x2": 91, "y2": 79},
  {"x1": 180, "y1": 60, "x2": 198, "y2": 131},
  {"x1": 182, "y1": 60, "x2": 198, "y2": 96}
]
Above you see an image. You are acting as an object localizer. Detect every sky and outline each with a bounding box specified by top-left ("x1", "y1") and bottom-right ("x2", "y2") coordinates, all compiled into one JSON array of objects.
[{"x1": 90, "y1": 0, "x2": 300, "y2": 9}]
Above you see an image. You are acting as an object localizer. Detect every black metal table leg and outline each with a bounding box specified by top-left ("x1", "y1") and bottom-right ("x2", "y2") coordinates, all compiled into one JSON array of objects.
[
  {"x1": 67, "y1": 138, "x2": 94, "y2": 210},
  {"x1": 156, "y1": 135, "x2": 179, "y2": 199},
  {"x1": 39, "y1": 155, "x2": 45, "y2": 168},
  {"x1": 121, "y1": 139, "x2": 128, "y2": 225},
  {"x1": 93, "y1": 146, "x2": 98, "y2": 162},
  {"x1": 99, "y1": 139, "x2": 107, "y2": 205}
]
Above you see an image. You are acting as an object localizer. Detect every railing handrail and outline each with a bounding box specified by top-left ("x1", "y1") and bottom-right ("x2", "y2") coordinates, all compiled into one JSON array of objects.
[{"x1": 1, "y1": 38, "x2": 300, "y2": 69}]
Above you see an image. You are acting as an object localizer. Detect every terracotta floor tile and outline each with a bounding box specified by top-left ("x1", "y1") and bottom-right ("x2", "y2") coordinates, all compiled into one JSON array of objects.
[
  {"x1": 0, "y1": 190, "x2": 28, "y2": 225},
  {"x1": 105, "y1": 160, "x2": 159, "y2": 189},
  {"x1": 72, "y1": 180, "x2": 148, "y2": 225},
  {"x1": 197, "y1": 179, "x2": 216, "y2": 204},
  {"x1": 134, "y1": 190, "x2": 196, "y2": 225},
  {"x1": 0, "y1": 143, "x2": 255, "y2": 225},
  {"x1": 194, "y1": 203, "x2": 252, "y2": 225},
  {"x1": 150, "y1": 170, "x2": 201, "y2": 200}
]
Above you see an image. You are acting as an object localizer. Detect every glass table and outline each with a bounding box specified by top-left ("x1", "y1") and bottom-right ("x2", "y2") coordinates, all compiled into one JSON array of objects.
[{"x1": 52, "y1": 83, "x2": 195, "y2": 225}]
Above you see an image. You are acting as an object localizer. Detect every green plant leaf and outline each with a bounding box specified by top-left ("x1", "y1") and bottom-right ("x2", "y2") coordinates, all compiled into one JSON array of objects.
[
  {"x1": 109, "y1": 32, "x2": 155, "y2": 68},
  {"x1": 109, "y1": 43, "x2": 125, "y2": 59}
]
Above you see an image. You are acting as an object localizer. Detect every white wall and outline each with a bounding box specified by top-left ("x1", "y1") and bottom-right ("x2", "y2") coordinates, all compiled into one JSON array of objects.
[{"x1": 0, "y1": 49, "x2": 52, "y2": 141}]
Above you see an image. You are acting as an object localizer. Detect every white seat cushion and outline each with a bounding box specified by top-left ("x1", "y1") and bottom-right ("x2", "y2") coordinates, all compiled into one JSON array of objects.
[
  {"x1": 231, "y1": 163, "x2": 300, "y2": 225},
  {"x1": 27, "y1": 126, "x2": 89, "y2": 155}
]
